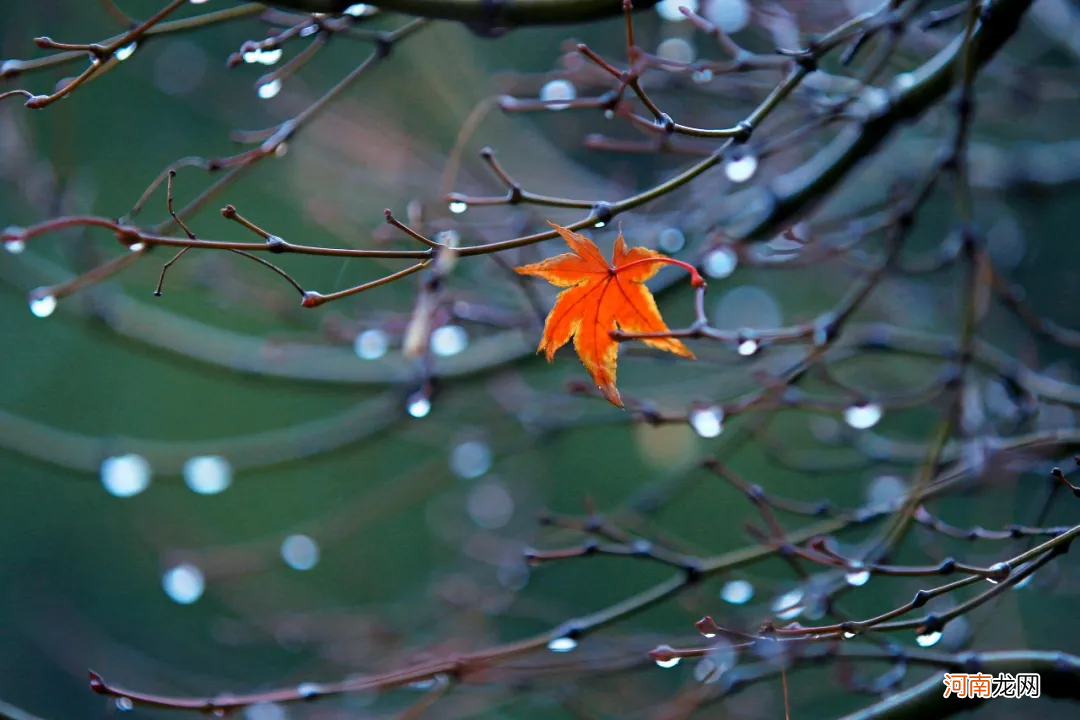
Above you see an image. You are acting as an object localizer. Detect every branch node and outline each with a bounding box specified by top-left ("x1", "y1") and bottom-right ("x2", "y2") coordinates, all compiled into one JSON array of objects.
[{"x1": 301, "y1": 291, "x2": 324, "y2": 308}]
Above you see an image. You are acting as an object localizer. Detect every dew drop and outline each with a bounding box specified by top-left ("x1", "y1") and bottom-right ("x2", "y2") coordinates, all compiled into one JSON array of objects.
[
  {"x1": 183, "y1": 455, "x2": 232, "y2": 495},
  {"x1": 353, "y1": 328, "x2": 389, "y2": 360},
  {"x1": 281, "y1": 534, "x2": 320, "y2": 571},
  {"x1": 859, "y1": 86, "x2": 889, "y2": 116},
  {"x1": 845, "y1": 563, "x2": 870, "y2": 587},
  {"x1": 257, "y1": 78, "x2": 281, "y2": 99},
  {"x1": 467, "y1": 481, "x2": 514, "y2": 530},
  {"x1": 737, "y1": 339, "x2": 759, "y2": 357},
  {"x1": 656, "y1": 0, "x2": 695, "y2": 22},
  {"x1": 437, "y1": 229, "x2": 460, "y2": 248},
  {"x1": 720, "y1": 579, "x2": 754, "y2": 605},
  {"x1": 547, "y1": 636, "x2": 577, "y2": 652},
  {"x1": 656, "y1": 657, "x2": 681, "y2": 669},
  {"x1": 844, "y1": 403, "x2": 882, "y2": 430},
  {"x1": 4, "y1": 237, "x2": 25, "y2": 254},
  {"x1": 115, "y1": 42, "x2": 137, "y2": 62},
  {"x1": 128, "y1": 242, "x2": 146, "y2": 252},
  {"x1": 657, "y1": 37, "x2": 695, "y2": 65},
  {"x1": 892, "y1": 72, "x2": 916, "y2": 92},
  {"x1": 115, "y1": 697, "x2": 134, "y2": 711},
  {"x1": 725, "y1": 153, "x2": 758, "y2": 183},
  {"x1": 448, "y1": 200, "x2": 468, "y2": 214},
  {"x1": 431, "y1": 325, "x2": 468, "y2": 357},
  {"x1": 703, "y1": 246, "x2": 738, "y2": 278},
  {"x1": 595, "y1": 220, "x2": 606, "y2": 228},
  {"x1": 692, "y1": 68, "x2": 713, "y2": 84},
  {"x1": 449, "y1": 440, "x2": 492, "y2": 479},
  {"x1": 257, "y1": 48, "x2": 282, "y2": 65},
  {"x1": 406, "y1": 392, "x2": 431, "y2": 418},
  {"x1": 101, "y1": 454, "x2": 151, "y2": 497},
  {"x1": 344, "y1": 4, "x2": 370, "y2": 16},
  {"x1": 915, "y1": 630, "x2": 942, "y2": 647},
  {"x1": 189, "y1": 0, "x2": 211, "y2": 4},
  {"x1": 985, "y1": 562, "x2": 1010, "y2": 585},
  {"x1": 658, "y1": 228, "x2": 685, "y2": 253},
  {"x1": 771, "y1": 588, "x2": 804, "y2": 621},
  {"x1": 604, "y1": 109, "x2": 614, "y2": 119},
  {"x1": 274, "y1": 142, "x2": 288, "y2": 157},
  {"x1": 296, "y1": 682, "x2": 320, "y2": 699},
  {"x1": 689, "y1": 406, "x2": 724, "y2": 438},
  {"x1": 539, "y1": 79, "x2": 576, "y2": 111},
  {"x1": 28, "y1": 290, "x2": 57, "y2": 318},
  {"x1": 163, "y1": 563, "x2": 205, "y2": 604},
  {"x1": 706, "y1": 0, "x2": 750, "y2": 33},
  {"x1": 842, "y1": 631, "x2": 856, "y2": 640},
  {"x1": 807, "y1": 314, "x2": 834, "y2": 348}
]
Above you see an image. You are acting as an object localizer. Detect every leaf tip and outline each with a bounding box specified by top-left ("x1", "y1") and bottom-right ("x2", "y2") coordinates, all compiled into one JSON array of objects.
[{"x1": 600, "y1": 384, "x2": 623, "y2": 408}]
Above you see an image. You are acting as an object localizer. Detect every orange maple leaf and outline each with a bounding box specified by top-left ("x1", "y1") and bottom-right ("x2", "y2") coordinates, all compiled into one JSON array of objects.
[{"x1": 515, "y1": 222, "x2": 702, "y2": 407}]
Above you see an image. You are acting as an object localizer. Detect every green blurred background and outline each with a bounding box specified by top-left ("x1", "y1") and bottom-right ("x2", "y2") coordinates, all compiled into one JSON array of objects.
[{"x1": 2, "y1": 1, "x2": 1079, "y2": 718}]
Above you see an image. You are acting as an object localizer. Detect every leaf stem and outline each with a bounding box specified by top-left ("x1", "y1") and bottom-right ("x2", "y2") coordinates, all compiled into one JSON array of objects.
[{"x1": 615, "y1": 257, "x2": 705, "y2": 288}]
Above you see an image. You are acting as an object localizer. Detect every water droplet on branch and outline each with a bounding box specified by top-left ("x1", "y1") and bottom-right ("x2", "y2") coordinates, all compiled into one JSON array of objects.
[
  {"x1": 28, "y1": 290, "x2": 57, "y2": 318},
  {"x1": 115, "y1": 42, "x2": 137, "y2": 62},
  {"x1": 257, "y1": 78, "x2": 281, "y2": 99},
  {"x1": 845, "y1": 563, "x2": 870, "y2": 587},
  {"x1": 844, "y1": 403, "x2": 883, "y2": 429},
  {"x1": 916, "y1": 629, "x2": 942, "y2": 647},
  {"x1": 689, "y1": 406, "x2": 724, "y2": 438},
  {"x1": 725, "y1": 152, "x2": 757, "y2": 183},
  {"x1": 547, "y1": 636, "x2": 577, "y2": 652},
  {"x1": 406, "y1": 392, "x2": 431, "y2": 418},
  {"x1": 771, "y1": 588, "x2": 804, "y2": 620},
  {"x1": 539, "y1": 79, "x2": 575, "y2": 111},
  {"x1": 737, "y1": 338, "x2": 759, "y2": 356}
]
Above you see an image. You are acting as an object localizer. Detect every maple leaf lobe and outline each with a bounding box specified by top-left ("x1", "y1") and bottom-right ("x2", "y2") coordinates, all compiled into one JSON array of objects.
[{"x1": 515, "y1": 223, "x2": 693, "y2": 407}]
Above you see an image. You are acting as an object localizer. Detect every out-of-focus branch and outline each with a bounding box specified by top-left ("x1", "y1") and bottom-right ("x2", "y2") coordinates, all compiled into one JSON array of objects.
[
  {"x1": 839, "y1": 651, "x2": 1080, "y2": 720},
  {"x1": 727, "y1": 0, "x2": 1036, "y2": 243},
  {"x1": 0, "y1": 699, "x2": 46, "y2": 720},
  {"x1": 261, "y1": 0, "x2": 660, "y2": 27}
]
